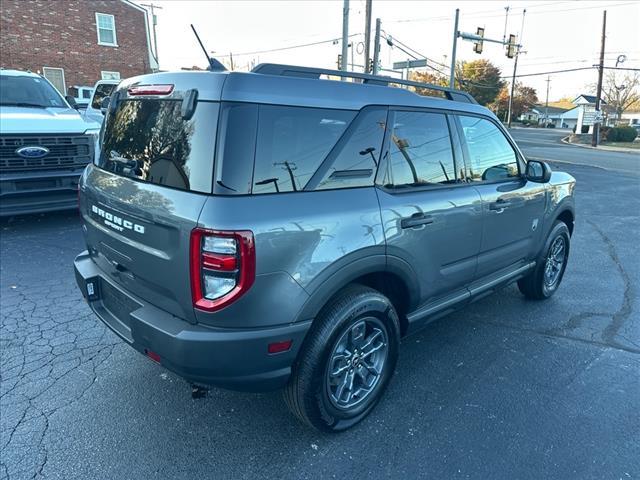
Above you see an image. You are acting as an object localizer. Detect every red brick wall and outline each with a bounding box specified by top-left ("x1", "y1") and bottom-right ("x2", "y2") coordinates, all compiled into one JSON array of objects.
[{"x1": 0, "y1": 0, "x2": 152, "y2": 92}]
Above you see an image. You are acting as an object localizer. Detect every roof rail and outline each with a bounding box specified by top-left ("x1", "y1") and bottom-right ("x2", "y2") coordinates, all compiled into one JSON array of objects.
[{"x1": 251, "y1": 63, "x2": 477, "y2": 104}]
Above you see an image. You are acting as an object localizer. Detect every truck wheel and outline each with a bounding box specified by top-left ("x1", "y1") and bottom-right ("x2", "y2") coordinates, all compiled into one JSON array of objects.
[
  {"x1": 284, "y1": 285, "x2": 400, "y2": 432},
  {"x1": 518, "y1": 220, "x2": 571, "y2": 300}
]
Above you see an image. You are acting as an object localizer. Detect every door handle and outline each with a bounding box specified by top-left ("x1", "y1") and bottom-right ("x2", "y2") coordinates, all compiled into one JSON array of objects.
[
  {"x1": 489, "y1": 198, "x2": 513, "y2": 211},
  {"x1": 400, "y1": 213, "x2": 434, "y2": 229}
]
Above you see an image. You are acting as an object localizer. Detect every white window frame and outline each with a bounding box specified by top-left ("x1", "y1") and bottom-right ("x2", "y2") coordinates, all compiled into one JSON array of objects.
[
  {"x1": 95, "y1": 12, "x2": 117, "y2": 47},
  {"x1": 101, "y1": 71, "x2": 121, "y2": 81},
  {"x1": 42, "y1": 66, "x2": 66, "y2": 95}
]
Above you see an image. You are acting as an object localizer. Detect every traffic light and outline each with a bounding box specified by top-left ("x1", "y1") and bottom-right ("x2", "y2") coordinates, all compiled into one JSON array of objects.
[
  {"x1": 473, "y1": 27, "x2": 484, "y2": 54},
  {"x1": 506, "y1": 34, "x2": 516, "y2": 58},
  {"x1": 337, "y1": 54, "x2": 343, "y2": 69},
  {"x1": 366, "y1": 58, "x2": 374, "y2": 73}
]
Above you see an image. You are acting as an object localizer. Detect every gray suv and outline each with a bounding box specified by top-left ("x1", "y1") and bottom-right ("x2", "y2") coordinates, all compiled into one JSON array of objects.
[{"x1": 74, "y1": 64, "x2": 576, "y2": 432}]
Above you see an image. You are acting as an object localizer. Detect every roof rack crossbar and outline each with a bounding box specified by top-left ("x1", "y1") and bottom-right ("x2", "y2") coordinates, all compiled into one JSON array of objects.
[{"x1": 251, "y1": 63, "x2": 477, "y2": 104}]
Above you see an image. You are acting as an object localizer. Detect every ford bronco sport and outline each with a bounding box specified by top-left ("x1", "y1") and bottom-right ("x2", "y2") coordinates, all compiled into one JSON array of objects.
[{"x1": 74, "y1": 64, "x2": 575, "y2": 432}]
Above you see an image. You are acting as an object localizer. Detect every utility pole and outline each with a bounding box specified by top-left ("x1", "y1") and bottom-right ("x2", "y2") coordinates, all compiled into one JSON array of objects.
[
  {"x1": 502, "y1": 6, "x2": 510, "y2": 43},
  {"x1": 449, "y1": 8, "x2": 460, "y2": 88},
  {"x1": 372, "y1": 18, "x2": 381, "y2": 75},
  {"x1": 544, "y1": 76, "x2": 550, "y2": 126},
  {"x1": 140, "y1": 2, "x2": 162, "y2": 69},
  {"x1": 363, "y1": 0, "x2": 373, "y2": 72},
  {"x1": 507, "y1": 8, "x2": 526, "y2": 128},
  {"x1": 341, "y1": 0, "x2": 349, "y2": 75},
  {"x1": 592, "y1": 10, "x2": 607, "y2": 147}
]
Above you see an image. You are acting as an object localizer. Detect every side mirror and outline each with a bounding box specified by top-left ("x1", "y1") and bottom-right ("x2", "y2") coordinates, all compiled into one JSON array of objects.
[
  {"x1": 526, "y1": 160, "x2": 552, "y2": 183},
  {"x1": 65, "y1": 95, "x2": 79, "y2": 109},
  {"x1": 100, "y1": 97, "x2": 110, "y2": 114}
]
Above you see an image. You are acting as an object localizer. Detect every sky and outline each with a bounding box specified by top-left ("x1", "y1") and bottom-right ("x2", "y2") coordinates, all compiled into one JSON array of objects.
[{"x1": 137, "y1": 0, "x2": 640, "y2": 102}]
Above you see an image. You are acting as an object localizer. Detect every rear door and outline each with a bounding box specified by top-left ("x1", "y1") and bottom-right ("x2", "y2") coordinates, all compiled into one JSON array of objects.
[
  {"x1": 454, "y1": 114, "x2": 546, "y2": 278},
  {"x1": 80, "y1": 82, "x2": 221, "y2": 323},
  {"x1": 376, "y1": 109, "x2": 482, "y2": 306}
]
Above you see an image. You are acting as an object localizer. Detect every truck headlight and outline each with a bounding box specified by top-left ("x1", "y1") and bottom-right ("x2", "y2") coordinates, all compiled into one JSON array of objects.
[{"x1": 84, "y1": 128, "x2": 101, "y2": 163}]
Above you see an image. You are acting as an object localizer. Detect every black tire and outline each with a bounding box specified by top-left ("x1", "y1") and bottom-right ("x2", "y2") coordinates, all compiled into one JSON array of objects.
[
  {"x1": 518, "y1": 220, "x2": 571, "y2": 300},
  {"x1": 284, "y1": 284, "x2": 400, "y2": 432}
]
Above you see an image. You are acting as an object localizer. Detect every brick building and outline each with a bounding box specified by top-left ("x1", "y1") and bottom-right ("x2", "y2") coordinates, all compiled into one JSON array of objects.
[{"x1": 0, "y1": 0, "x2": 158, "y2": 97}]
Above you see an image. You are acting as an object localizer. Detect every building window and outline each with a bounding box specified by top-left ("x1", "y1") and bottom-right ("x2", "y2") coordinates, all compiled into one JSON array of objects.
[
  {"x1": 42, "y1": 67, "x2": 66, "y2": 95},
  {"x1": 101, "y1": 71, "x2": 121, "y2": 81},
  {"x1": 96, "y1": 13, "x2": 117, "y2": 46}
]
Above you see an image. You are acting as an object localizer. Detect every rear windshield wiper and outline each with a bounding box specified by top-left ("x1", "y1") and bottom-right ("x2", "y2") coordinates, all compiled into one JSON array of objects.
[{"x1": 0, "y1": 102, "x2": 50, "y2": 108}]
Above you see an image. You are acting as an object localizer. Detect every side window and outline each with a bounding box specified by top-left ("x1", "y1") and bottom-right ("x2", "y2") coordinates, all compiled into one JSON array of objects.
[
  {"x1": 458, "y1": 116, "x2": 519, "y2": 182},
  {"x1": 91, "y1": 83, "x2": 116, "y2": 109},
  {"x1": 384, "y1": 111, "x2": 456, "y2": 188},
  {"x1": 214, "y1": 103, "x2": 258, "y2": 195},
  {"x1": 316, "y1": 107, "x2": 387, "y2": 190},
  {"x1": 252, "y1": 106, "x2": 355, "y2": 194}
]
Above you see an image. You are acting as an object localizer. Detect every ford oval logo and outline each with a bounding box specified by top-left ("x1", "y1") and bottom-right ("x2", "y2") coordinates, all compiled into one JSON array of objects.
[{"x1": 16, "y1": 146, "x2": 49, "y2": 159}]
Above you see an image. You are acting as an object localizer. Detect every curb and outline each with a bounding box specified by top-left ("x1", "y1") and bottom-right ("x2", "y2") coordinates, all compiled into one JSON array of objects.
[{"x1": 561, "y1": 136, "x2": 639, "y2": 154}]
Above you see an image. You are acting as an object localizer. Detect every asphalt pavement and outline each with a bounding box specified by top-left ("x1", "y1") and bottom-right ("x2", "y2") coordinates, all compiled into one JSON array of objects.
[
  {"x1": 509, "y1": 127, "x2": 639, "y2": 174},
  {"x1": 1, "y1": 130, "x2": 639, "y2": 479}
]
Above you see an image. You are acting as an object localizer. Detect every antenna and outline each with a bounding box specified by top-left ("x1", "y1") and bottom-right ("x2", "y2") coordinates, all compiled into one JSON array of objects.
[{"x1": 190, "y1": 24, "x2": 227, "y2": 72}]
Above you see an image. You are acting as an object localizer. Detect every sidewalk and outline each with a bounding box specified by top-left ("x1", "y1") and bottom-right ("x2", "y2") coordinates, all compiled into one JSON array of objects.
[{"x1": 561, "y1": 136, "x2": 640, "y2": 154}]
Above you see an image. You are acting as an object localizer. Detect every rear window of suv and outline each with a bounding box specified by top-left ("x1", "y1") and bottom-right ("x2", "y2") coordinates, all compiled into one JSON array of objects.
[{"x1": 98, "y1": 99, "x2": 219, "y2": 193}]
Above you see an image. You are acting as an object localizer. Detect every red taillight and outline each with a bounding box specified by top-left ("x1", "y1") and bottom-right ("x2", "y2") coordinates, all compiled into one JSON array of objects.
[
  {"x1": 190, "y1": 228, "x2": 255, "y2": 312},
  {"x1": 128, "y1": 84, "x2": 174, "y2": 96}
]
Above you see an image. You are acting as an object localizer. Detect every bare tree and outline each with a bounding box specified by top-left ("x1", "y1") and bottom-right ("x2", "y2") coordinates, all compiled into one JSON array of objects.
[{"x1": 600, "y1": 71, "x2": 640, "y2": 123}]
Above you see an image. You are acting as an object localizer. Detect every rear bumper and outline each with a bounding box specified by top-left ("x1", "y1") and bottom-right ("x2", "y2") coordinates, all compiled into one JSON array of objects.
[
  {"x1": 0, "y1": 169, "x2": 84, "y2": 216},
  {"x1": 74, "y1": 250, "x2": 310, "y2": 392}
]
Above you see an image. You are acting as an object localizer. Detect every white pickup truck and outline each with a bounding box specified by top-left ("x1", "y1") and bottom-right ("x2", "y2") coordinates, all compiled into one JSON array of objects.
[
  {"x1": 0, "y1": 69, "x2": 100, "y2": 216},
  {"x1": 82, "y1": 80, "x2": 119, "y2": 125}
]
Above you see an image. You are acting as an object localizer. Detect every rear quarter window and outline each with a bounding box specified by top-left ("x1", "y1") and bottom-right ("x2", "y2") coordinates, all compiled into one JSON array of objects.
[
  {"x1": 252, "y1": 105, "x2": 355, "y2": 194},
  {"x1": 214, "y1": 103, "x2": 355, "y2": 195}
]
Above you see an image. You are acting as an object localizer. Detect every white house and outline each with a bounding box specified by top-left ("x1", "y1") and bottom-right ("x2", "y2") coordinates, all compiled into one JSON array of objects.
[
  {"x1": 621, "y1": 112, "x2": 640, "y2": 126},
  {"x1": 518, "y1": 105, "x2": 579, "y2": 129}
]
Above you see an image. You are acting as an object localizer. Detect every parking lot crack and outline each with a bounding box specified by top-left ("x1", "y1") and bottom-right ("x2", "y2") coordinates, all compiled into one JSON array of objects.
[{"x1": 587, "y1": 220, "x2": 634, "y2": 349}]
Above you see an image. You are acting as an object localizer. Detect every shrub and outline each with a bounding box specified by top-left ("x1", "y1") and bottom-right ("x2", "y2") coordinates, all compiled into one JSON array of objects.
[
  {"x1": 600, "y1": 126, "x2": 611, "y2": 142},
  {"x1": 607, "y1": 126, "x2": 638, "y2": 143}
]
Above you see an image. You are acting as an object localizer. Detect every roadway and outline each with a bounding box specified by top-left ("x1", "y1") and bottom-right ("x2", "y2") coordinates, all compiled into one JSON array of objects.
[
  {"x1": 1, "y1": 129, "x2": 638, "y2": 479},
  {"x1": 509, "y1": 127, "x2": 639, "y2": 174}
]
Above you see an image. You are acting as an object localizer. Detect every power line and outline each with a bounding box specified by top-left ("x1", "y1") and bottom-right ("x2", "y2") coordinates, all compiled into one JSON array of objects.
[
  {"x1": 380, "y1": 32, "x2": 449, "y2": 76},
  {"x1": 388, "y1": 34, "x2": 450, "y2": 69},
  {"x1": 386, "y1": 1, "x2": 635, "y2": 24},
  {"x1": 215, "y1": 33, "x2": 361, "y2": 58},
  {"x1": 386, "y1": 1, "x2": 573, "y2": 24},
  {"x1": 506, "y1": 66, "x2": 639, "y2": 78}
]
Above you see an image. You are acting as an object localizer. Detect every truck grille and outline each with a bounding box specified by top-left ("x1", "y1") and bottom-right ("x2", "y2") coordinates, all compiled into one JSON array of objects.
[{"x1": 0, "y1": 135, "x2": 93, "y2": 172}]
